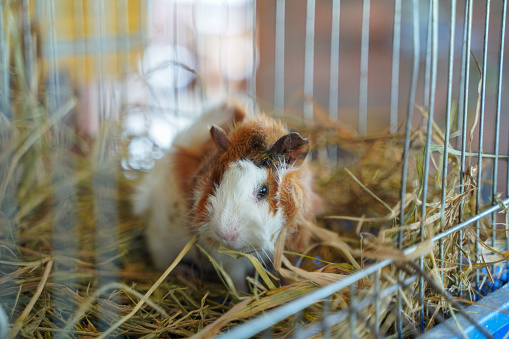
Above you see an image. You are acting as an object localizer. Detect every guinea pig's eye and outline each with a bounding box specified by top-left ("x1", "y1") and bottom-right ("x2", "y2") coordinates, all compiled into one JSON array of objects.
[{"x1": 257, "y1": 183, "x2": 269, "y2": 200}]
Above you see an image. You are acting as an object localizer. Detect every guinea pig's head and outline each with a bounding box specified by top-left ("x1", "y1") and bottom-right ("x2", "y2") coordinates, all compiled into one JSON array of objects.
[{"x1": 195, "y1": 121, "x2": 310, "y2": 255}]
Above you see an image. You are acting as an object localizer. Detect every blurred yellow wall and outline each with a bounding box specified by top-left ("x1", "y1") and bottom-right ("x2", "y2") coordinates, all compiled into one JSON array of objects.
[{"x1": 34, "y1": 0, "x2": 146, "y2": 83}]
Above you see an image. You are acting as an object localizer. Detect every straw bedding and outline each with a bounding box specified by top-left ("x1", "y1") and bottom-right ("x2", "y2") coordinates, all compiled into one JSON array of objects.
[{"x1": 1, "y1": 106, "x2": 497, "y2": 338}]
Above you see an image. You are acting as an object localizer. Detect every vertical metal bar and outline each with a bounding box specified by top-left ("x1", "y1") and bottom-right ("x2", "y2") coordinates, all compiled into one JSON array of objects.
[
  {"x1": 459, "y1": 0, "x2": 474, "y2": 216},
  {"x1": 303, "y1": 0, "x2": 315, "y2": 121},
  {"x1": 0, "y1": 0, "x2": 9, "y2": 119},
  {"x1": 498, "y1": 1, "x2": 509, "y2": 252},
  {"x1": 458, "y1": 0, "x2": 473, "y2": 300},
  {"x1": 107, "y1": 2, "x2": 118, "y2": 77},
  {"x1": 173, "y1": 2, "x2": 180, "y2": 114},
  {"x1": 95, "y1": 1, "x2": 121, "y2": 334},
  {"x1": 374, "y1": 269, "x2": 381, "y2": 338},
  {"x1": 118, "y1": 0, "x2": 130, "y2": 108},
  {"x1": 101, "y1": 0, "x2": 108, "y2": 117},
  {"x1": 493, "y1": 0, "x2": 506, "y2": 252},
  {"x1": 22, "y1": 0, "x2": 34, "y2": 89},
  {"x1": 92, "y1": 0, "x2": 107, "y2": 334},
  {"x1": 94, "y1": 166, "x2": 119, "y2": 334},
  {"x1": 329, "y1": 0, "x2": 340, "y2": 123},
  {"x1": 93, "y1": 0, "x2": 105, "y2": 123},
  {"x1": 0, "y1": 0, "x2": 18, "y2": 326},
  {"x1": 46, "y1": 0, "x2": 58, "y2": 111},
  {"x1": 74, "y1": 0, "x2": 86, "y2": 86},
  {"x1": 389, "y1": 0, "x2": 401, "y2": 135},
  {"x1": 456, "y1": 2, "x2": 467, "y2": 150},
  {"x1": 52, "y1": 184, "x2": 77, "y2": 339},
  {"x1": 249, "y1": 0, "x2": 257, "y2": 109},
  {"x1": 349, "y1": 284, "x2": 357, "y2": 339},
  {"x1": 261, "y1": 327, "x2": 274, "y2": 339},
  {"x1": 48, "y1": 1, "x2": 77, "y2": 337},
  {"x1": 143, "y1": 0, "x2": 163, "y2": 119},
  {"x1": 36, "y1": 0, "x2": 43, "y2": 20},
  {"x1": 423, "y1": 1, "x2": 433, "y2": 112},
  {"x1": 419, "y1": 0, "x2": 438, "y2": 332},
  {"x1": 179, "y1": 4, "x2": 188, "y2": 62},
  {"x1": 192, "y1": 1, "x2": 205, "y2": 103},
  {"x1": 293, "y1": 311, "x2": 303, "y2": 339},
  {"x1": 119, "y1": 0, "x2": 130, "y2": 74},
  {"x1": 475, "y1": 0, "x2": 490, "y2": 292},
  {"x1": 222, "y1": 0, "x2": 230, "y2": 93},
  {"x1": 328, "y1": 0, "x2": 340, "y2": 164},
  {"x1": 322, "y1": 296, "x2": 331, "y2": 338},
  {"x1": 48, "y1": 0, "x2": 61, "y2": 111},
  {"x1": 274, "y1": 0, "x2": 285, "y2": 113},
  {"x1": 397, "y1": 0, "x2": 419, "y2": 336},
  {"x1": 144, "y1": 0, "x2": 150, "y2": 47},
  {"x1": 358, "y1": 0, "x2": 370, "y2": 136},
  {"x1": 440, "y1": 0, "x2": 456, "y2": 285}
]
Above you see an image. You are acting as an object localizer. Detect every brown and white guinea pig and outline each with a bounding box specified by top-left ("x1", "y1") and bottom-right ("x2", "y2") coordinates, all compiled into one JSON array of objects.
[{"x1": 133, "y1": 101, "x2": 322, "y2": 290}]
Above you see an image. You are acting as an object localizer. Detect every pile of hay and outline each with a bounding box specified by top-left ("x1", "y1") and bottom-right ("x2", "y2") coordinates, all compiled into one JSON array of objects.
[{"x1": 1, "y1": 104, "x2": 496, "y2": 338}]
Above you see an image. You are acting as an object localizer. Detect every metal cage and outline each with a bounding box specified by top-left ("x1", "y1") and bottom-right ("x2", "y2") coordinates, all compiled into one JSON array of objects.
[{"x1": 1, "y1": 0, "x2": 509, "y2": 338}]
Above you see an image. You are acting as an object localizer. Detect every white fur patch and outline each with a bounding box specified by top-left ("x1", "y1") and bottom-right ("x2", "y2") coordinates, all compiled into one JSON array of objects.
[
  {"x1": 201, "y1": 160, "x2": 285, "y2": 252},
  {"x1": 133, "y1": 154, "x2": 200, "y2": 270}
]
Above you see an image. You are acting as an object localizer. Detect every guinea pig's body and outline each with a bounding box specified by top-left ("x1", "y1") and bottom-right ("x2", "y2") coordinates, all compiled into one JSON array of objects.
[{"x1": 134, "y1": 102, "x2": 321, "y2": 290}]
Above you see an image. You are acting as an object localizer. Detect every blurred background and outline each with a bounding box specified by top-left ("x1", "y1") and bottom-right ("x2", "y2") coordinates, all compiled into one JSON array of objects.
[{"x1": 2, "y1": 0, "x2": 509, "y2": 179}]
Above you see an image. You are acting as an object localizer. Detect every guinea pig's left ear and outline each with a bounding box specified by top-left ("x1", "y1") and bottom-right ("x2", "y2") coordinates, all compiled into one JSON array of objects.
[
  {"x1": 210, "y1": 125, "x2": 230, "y2": 151},
  {"x1": 271, "y1": 132, "x2": 310, "y2": 166}
]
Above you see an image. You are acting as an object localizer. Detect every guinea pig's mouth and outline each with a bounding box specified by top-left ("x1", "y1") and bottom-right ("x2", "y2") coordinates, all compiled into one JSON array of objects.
[
  {"x1": 203, "y1": 237, "x2": 275, "y2": 268},
  {"x1": 200, "y1": 236, "x2": 242, "y2": 251},
  {"x1": 200, "y1": 234, "x2": 274, "y2": 263}
]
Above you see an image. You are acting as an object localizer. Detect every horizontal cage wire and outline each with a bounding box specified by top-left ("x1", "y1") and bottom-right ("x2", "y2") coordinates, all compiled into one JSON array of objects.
[{"x1": 1, "y1": 0, "x2": 509, "y2": 338}]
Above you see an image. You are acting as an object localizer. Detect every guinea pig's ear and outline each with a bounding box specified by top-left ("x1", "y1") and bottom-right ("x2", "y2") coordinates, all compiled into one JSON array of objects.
[
  {"x1": 210, "y1": 124, "x2": 230, "y2": 151},
  {"x1": 271, "y1": 132, "x2": 310, "y2": 166}
]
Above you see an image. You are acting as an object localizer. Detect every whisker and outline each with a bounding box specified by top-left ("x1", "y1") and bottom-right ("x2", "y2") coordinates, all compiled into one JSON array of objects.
[
  {"x1": 252, "y1": 247, "x2": 261, "y2": 261},
  {"x1": 259, "y1": 249, "x2": 283, "y2": 287},
  {"x1": 252, "y1": 246, "x2": 269, "y2": 270},
  {"x1": 261, "y1": 249, "x2": 275, "y2": 269}
]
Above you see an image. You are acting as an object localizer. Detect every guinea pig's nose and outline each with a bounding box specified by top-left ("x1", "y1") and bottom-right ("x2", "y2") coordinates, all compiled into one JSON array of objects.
[{"x1": 216, "y1": 230, "x2": 239, "y2": 242}]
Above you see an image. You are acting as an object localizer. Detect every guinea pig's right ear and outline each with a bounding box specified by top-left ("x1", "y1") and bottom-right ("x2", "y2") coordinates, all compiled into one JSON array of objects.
[
  {"x1": 210, "y1": 125, "x2": 230, "y2": 151},
  {"x1": 271, "y1": 132, "x2": 310, "y2": 166}
]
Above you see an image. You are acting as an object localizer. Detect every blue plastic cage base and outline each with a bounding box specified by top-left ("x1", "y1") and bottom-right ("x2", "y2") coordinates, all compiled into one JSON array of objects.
[{"x1": 420, "y1": 283, "x2": 509, "y2": 338}]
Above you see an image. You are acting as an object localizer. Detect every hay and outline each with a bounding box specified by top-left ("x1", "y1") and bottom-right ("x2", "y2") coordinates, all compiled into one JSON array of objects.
[
  {"x1": 1, "y1": 3, "x2": 506, "y2": 338},
  {"x1": 1, "y1": 104, "x2": 497, "y2": 338}
]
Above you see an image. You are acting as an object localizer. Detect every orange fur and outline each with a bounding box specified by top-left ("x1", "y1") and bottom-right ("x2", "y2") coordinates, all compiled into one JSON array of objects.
[
  {"x1": 267, "y1": 172, "x2": 280, "y2": 216},
  {"x1": 279, "y1": 162, "x2": 323, "y2": 251},
  {"x1": 172, "y1": 146, "x2": 202, "y2": 201}
]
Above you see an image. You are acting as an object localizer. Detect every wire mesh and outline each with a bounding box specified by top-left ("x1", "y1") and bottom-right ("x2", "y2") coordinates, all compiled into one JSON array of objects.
[{"x1": 1, "y1": 0, "x2": 509, "y2": 338}]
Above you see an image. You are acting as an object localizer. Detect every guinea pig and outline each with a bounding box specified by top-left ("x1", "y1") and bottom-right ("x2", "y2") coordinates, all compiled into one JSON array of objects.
[{"x1": 133, "y1": 101, "x2": 322, "y2": 291}]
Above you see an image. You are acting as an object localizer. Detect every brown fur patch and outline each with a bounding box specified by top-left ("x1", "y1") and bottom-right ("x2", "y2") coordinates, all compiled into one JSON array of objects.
[
  {"x1": 278, "y1": 162, "x2": 323, "y2": 252},
  {"x1": 266, "y1": 169, "x2": 280, "y2": 216},
  {"x1": 219, "y1": 116, "x2": 288, "y2": 168},
  {"x1": 278, "y1": 170, "x2": 300, "y2": 222},
  {"x1": 191, "y1": 174, "x2": 216, "y2": 232},
  {"x1": 172, "y1": 146, "x2": 202, "y2": 201}
]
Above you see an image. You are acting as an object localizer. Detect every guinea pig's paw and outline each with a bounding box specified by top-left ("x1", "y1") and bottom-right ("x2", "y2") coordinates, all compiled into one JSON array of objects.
[
  {"x1": 171, "y1": 264, "x2": 201, "y2": 284},
  {"x1": 232, "y1": 276, "x2": 249, "y2": 294}
]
